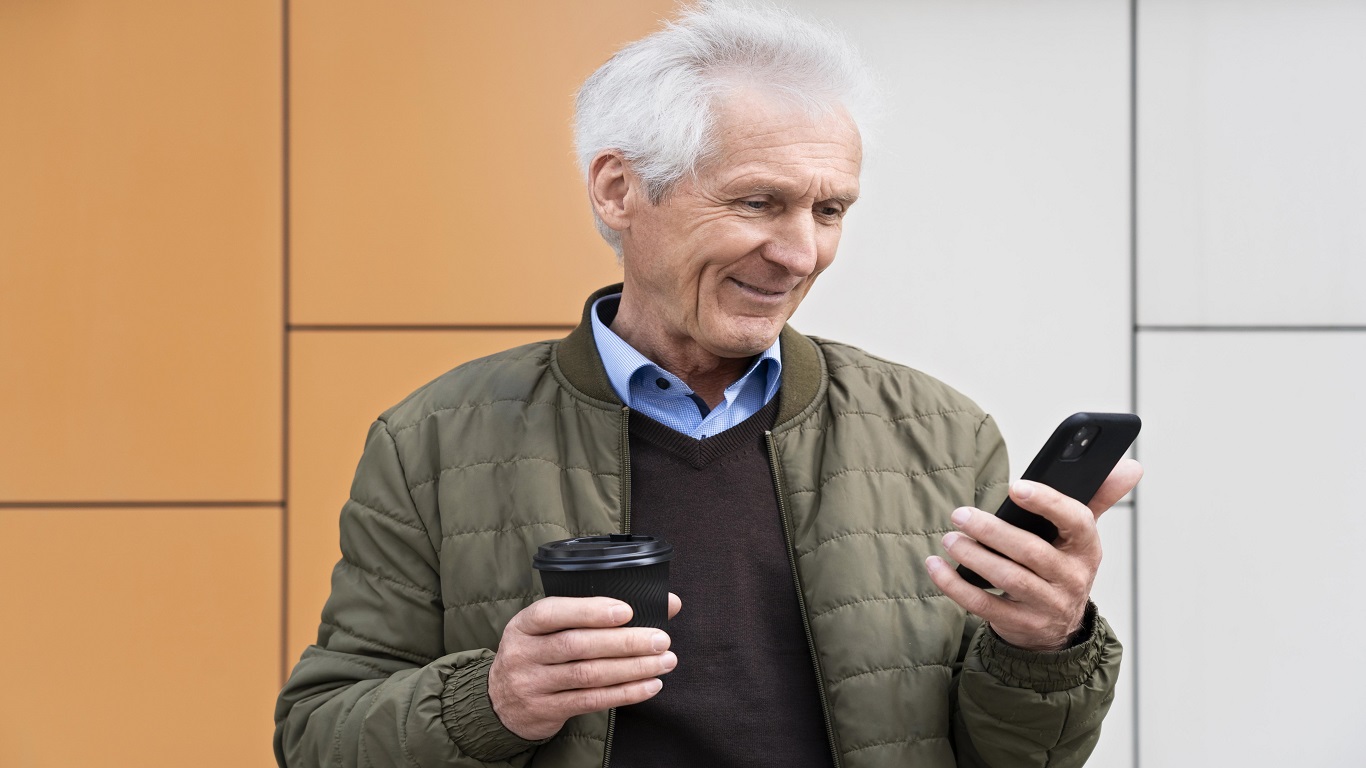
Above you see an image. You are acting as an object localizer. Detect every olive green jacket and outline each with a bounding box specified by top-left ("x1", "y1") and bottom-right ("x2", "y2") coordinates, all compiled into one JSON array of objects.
[{"x1": 275, "y1": 285, "x2": 1121, "y2": 768}]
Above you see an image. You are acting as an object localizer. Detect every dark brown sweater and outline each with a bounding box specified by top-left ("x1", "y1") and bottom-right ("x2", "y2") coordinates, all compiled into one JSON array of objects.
[{"x1": 610, "y1": 399, "x2": 832, "y2": 767}]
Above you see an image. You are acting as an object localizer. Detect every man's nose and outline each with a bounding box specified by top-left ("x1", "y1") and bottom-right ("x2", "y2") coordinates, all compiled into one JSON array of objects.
[{"x1": 764, "y1": 212, "x2": 820, "y2": 276}]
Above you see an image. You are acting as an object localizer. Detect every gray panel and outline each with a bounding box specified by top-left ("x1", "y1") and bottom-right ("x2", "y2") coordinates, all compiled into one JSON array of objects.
[
  {"x1": 1137, "y1": 332, "x2": 1366, "y2": 766},
  {"x1": 1138, "y1": 0, "x2": 1366, "y2": 325}
]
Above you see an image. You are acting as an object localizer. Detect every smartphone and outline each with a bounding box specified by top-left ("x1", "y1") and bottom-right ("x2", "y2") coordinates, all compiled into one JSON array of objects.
[{"x1": 956, "y1": 412, "x2": 1141, "y2": 590}]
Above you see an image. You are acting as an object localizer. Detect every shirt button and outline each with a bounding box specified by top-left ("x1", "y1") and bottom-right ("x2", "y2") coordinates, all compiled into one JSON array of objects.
[{"x1": 656, "y1": 377, "x2": 670, "y2": 390}]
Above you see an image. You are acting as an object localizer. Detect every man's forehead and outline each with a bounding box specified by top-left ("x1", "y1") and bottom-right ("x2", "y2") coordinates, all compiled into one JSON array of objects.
[
  {"x1": 712, "y1": 149, "x2": 862, "y2": 199},
  {"x1": 703, "y1": 95, "x2": 862, "y2": 197}
]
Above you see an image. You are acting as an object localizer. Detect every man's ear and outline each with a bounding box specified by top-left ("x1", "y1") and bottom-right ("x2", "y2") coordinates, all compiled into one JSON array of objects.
[{"x1": 588, "y1": 151, "x2": 634, "y2": 234}]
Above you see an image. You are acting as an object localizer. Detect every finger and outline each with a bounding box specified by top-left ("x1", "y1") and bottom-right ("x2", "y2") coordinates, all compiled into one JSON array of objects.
[
  {"x1": 949, "y1": 506, "x2": 1068, "y2": 578},
  {"x1": 514, "y1": 597, "x2": 632, "y2": 636},
  {"x1": 924, "y1": 555, "x2": 1027, "y2": 627},
  {"x1": 544, "y1": 650, "x2": 678, "y2": 694},
  {"x1": 533, "y1": 626, "x2": 671, "y2": 665},
  {"x1": 940, "y1": 530, "x2": 1052, "y2": 600},
  {"x1": 548, "y1": 676, "x2": 666, "y2": 721},
  {"x1": 667, "y1": 592, "x2": 682, "y2": 619},
  {"x1": 1007, "y1": 481, "x2": 1099, "y2": 547},
  {"x1": 928, "y1": 555, "x2": 1084, "y2": 652},
  {"x1": 1085, "y1": 458, "x2": 1144, "y2": 516}
]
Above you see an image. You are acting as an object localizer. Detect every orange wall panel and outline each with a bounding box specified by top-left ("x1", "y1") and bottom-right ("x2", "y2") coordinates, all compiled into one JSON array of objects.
[
  {"x1": 289, "y1": 0, "x2": 676, "y2": 325},
  {"x1": 0, "y1": 1, "x2": 283, "y2": 502},
  {"x1": 287, "y1": 329, "x2": 555, "y2": 658},
  {"x1": 0, "y1": 507, "x2": 281, "y2": 768}
]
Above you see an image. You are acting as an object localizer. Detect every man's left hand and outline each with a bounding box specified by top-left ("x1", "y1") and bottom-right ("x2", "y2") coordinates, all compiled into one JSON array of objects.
[{"x1": 925, "y1": 459, "x2": 1143, "y2": 651}]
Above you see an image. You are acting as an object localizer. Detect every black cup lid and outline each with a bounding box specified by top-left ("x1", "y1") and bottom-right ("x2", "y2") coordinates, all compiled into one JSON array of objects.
[{"x1": 532, "y1": 534, "x2": 674, "y2": 571}]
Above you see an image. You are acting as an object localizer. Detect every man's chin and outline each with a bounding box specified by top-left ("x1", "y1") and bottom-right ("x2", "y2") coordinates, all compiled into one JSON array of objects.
[{"x1": 705, "y1": 323, "x2": 785, "y2": 359}]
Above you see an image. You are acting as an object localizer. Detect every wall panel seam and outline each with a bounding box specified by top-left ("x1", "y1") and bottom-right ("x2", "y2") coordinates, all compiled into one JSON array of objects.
[
  {"x1": 0, "y1": 501, "x2": 284, "y2": 509},
  {"x1": 1138, "y1": 325, "x2": 1366, "y2": 332},
  {"x1": 1129, "y1": 0, "x2": 1141, "y2": 765},
  {"x1": 290, "y1": 324, "x2": 577, "y2": 332},
  {"x1": 280, "y1": 0, "x2": 292, "y2": 687}
]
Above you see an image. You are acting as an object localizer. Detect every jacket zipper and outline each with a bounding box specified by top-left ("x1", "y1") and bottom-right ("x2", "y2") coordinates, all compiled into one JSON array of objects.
[
  {"x1": 765, "y1": 431, "x2": 843, "y2": 768},
  {"x1": 619, "y1": 406, "x2": 633, "y2": 535},
  {"x1": 601, "y1": 406, "x2": 633, "y2": 768}
]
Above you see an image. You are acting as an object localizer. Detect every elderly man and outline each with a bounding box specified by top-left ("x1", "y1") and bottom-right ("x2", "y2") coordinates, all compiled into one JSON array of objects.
[{"x1": 275, "y1": 5, "x2": 1140, "y2": 768}]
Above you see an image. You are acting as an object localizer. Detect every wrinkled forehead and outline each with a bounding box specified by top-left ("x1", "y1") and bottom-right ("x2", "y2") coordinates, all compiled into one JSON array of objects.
[{"x1": 702, "y1": 91, "x2": 863, "y2": 197}]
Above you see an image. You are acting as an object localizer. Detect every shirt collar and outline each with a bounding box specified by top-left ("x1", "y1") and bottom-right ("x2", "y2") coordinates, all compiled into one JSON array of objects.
[{"x1": 589, "y1": 292, "x2": 782, "y2": 408}]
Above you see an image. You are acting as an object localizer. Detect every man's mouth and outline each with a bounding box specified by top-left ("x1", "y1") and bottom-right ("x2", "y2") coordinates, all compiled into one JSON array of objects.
[{"x1": 732, "y1": 278, "x2": 789, "y2": 297}]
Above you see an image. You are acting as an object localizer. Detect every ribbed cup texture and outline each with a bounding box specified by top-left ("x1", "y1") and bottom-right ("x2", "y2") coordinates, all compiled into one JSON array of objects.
[{"x1": 539, "y1": 562, "x2": 670, "y2": 629}]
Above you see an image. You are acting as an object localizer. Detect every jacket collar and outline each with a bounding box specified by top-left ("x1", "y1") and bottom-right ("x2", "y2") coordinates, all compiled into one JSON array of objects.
[{"x1": 555, "y1": 284, "x2": 824, "y2": 427}]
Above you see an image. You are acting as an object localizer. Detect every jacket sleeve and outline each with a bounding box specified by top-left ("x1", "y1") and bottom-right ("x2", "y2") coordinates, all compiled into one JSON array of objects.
[
  {"x1": 948, "y1": 414, "x2": 1123, "y2": 768},
  {"x1": 274, "y1": 420, "x2": 543, "y2": 768}
]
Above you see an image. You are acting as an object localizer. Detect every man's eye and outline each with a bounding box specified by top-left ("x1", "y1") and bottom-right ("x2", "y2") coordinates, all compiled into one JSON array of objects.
[
  {"x1": 743, "y1": 200, "x2": 768, "y2": 210},
  {"x1": 818, "y1": 205, "x2": 844, "y2": 217}
]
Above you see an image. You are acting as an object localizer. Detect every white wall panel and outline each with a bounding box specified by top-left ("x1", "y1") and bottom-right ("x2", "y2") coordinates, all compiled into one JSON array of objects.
[
  {"x1": 1137, "y1": 331, "x2": 1366, "y2": 767},
  {"x1": 1138, "y1": 0, "x2": 1366, "y2": 325},
  {"x1": 1089, "y1": 502, "x2": 1136, "y2": 768},
  {"x1": 783, "y1": 0, "x2": 1133, "y2": 461}
]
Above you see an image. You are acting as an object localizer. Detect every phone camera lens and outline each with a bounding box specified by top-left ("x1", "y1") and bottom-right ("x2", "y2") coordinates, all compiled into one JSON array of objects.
[{"x1": 1062, "y1": 425, "x2": 1100, "y2": 461}]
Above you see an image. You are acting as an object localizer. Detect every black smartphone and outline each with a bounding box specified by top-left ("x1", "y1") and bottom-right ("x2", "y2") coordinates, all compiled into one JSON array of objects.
[{"x1": 956, "y1": 412, "x2": 1141, "y2": 590}]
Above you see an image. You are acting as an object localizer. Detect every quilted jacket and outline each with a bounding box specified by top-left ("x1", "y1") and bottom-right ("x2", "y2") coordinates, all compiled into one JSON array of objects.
[{"x1": 274, "y1": 284, "x2": 1122, "y2": 768}]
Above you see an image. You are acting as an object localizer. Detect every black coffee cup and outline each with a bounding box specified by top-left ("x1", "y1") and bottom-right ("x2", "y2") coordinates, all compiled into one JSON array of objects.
[{"x1": 532, "y1": 534, "x2": 674, "y2": 630}]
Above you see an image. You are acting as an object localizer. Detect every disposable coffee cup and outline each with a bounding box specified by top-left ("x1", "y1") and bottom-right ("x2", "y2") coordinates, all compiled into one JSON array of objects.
[{"x1": 532, "y1": 534, "x2": 674, "y2": 630}]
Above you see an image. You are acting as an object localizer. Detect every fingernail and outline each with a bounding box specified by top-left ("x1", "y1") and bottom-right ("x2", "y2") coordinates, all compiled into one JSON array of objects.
[
  {"x1": 646, "y1": 678, "x2": 664, "y2": 694},
  {"x1": 925, "y1": 555, "x2": 943, "y2": 572},
  {"x1": 651, "y1": 632, "x2": 670, "y2": 652},
  {"x1": 942, "y1": 532, "x2": 960, "y2": 549},
  {"x1": 951, "y1": 508, "x2": 971, "y2": 526},
  {"x1": 609, "y1": 604, "x2": 631, "y2": 624},
  {"x1": 1013, "y1": 480, "x2": 1034, "y2": 500},
  {"x1": 660, "y1": 651, "x2": 678, "y2": 672}
]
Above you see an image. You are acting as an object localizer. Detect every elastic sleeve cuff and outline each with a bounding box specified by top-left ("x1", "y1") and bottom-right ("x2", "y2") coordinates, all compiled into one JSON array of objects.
[
  {"x1": 440, "y1": 654, "x2": 549, "y2": 761},
  {"x1": 978, "y1": 601, "x2": 1106, "y2": 693}
]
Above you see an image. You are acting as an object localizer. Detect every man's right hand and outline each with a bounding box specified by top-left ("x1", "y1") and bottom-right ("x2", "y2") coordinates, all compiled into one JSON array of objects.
[{"x1": 487, "y1": 593, "x2": 682, "y2": 741}]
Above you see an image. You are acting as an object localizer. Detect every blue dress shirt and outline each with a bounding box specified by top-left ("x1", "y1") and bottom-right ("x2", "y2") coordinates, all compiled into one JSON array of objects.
[{"x1": 589, "y1": 293, "x2": 782, "y2": 439}]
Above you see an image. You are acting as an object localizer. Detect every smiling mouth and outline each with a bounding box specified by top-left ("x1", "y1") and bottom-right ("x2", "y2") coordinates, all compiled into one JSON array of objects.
[{"x1": 732, "y1": 278, "x2": 790, "y2": 297}]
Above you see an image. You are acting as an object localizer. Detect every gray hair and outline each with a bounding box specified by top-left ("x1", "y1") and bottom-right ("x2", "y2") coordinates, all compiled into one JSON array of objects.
[{"x1": 573, "y1": 2, "x2": 878, "y2": 255}]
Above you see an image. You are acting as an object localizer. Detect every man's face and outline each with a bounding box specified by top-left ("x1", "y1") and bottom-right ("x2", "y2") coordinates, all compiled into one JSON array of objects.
[{"x1": 617, "y1": 92, "x2": 862, "y2": 362}]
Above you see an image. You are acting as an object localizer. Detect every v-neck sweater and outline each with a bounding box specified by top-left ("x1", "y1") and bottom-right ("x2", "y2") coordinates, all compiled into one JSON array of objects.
[{"x1": 609, "y1": 398, "x2": 832, "y2": 768}]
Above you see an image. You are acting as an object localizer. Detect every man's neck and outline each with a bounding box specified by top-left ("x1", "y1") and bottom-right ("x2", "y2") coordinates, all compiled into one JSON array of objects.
[{"x1": 609, "y1": 313, "x2": 753, "y2": 410}]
